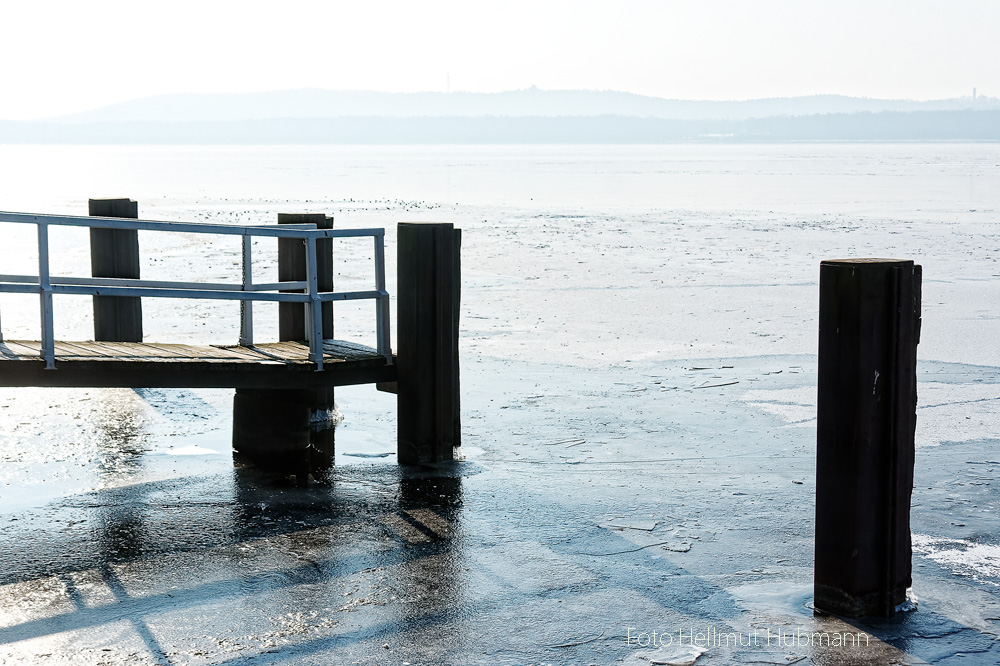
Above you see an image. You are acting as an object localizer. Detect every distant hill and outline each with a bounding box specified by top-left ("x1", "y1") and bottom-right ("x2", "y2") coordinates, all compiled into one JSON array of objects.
[
  {"x1": 3, "y1": 110, "x2": 1000, "y2": 144},
  {"x1": 46, "y1": 88, "x2": 1000, "y2": 124}
]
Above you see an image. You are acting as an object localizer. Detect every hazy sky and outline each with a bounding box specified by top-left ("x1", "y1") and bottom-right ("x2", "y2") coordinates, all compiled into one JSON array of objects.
[{"x1": 2, "y1": 0, "x2": 996, "y2": 120}]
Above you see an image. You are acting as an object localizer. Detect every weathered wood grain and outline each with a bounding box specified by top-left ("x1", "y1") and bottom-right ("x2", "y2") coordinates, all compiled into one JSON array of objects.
[{"x1": 0, "y1": 339, "x2": 394, "y2": 389}]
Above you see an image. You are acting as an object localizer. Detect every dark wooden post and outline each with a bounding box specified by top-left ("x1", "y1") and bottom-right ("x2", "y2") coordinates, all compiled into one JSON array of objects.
[
  {"x1": 232, "y1": 213, "x2": 336, "y2": 476},
  {"x1": 396, "y1": 222, "x2": 461, "y2": 464},
  {"x1": 814, "y1": 258, "x2": 921, "y2": 617},
  {"x1": 278, "y1": 213, "x2": 336, "y2": 460},
  {"x1": 278, "y1": 213, "x2": 333, "y2": 341},
  {"x1": 89, "y1": 198, "x2": 142, "y2": 342}
]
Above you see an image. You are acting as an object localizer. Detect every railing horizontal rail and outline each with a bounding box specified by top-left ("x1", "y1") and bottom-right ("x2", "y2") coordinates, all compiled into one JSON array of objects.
[
  {"x1": 0, "y1": 283, "x2": 386, "y2": 304},
  {"x1": 0, "y1": 211, "x2": 384, "y2": 240},
  {"x1": 319, "y1": 289, "x2": 388, "y2": 302},
  {"x1": 0, "y1": 284, "x2": 42, "y2": 295},
  {"x1": 50, "y1": 285, "x2": 318, "y2": 303},
  {"x1": 0, "y1": 274, "x2": 308, "y2": 293},
  {"x1": 0, "y1": 209, "x2": 392, "y2": 371}
]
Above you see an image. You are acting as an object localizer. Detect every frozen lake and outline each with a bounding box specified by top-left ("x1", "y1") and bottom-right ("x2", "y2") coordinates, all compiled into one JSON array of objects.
[
  {"x1": 1, "y1": 143, "x2": 998, "y2": 216},
  {"x1": 0, "y1": 143, "x2": 998, "y2": 664},
  {"x1": 0, "y1": 142, "x2": 997, "y2": 360},
  {"x1": 0, "y1": 143, "x2": 997, "y2": 500}
]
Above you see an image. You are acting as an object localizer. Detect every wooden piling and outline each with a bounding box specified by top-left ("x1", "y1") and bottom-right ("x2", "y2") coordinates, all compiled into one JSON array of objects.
[
  {"x1": 89, "y1": 198, "x2": 142, "y2": 342},
  {"x1": 277, "y1": 212, "x2": 336, "y2": 434},
  {"x1": 232, "y1": 213, "x2": 336, "y2": 468},
  {"x1": 232, "y1": 389, "x2": 311, "y2": 452},
  {"x1": 814, "y1": 258, "x2": 921, "y2": 617},
  {"x1": 396, "y1": 222, "x2": 461, "y2": 465},
  {"x1": 278, "y1": 213, "x2": 333, "y2": 341}
]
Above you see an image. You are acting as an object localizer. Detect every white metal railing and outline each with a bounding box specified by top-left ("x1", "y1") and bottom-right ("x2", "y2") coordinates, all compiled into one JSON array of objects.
[{"x1": 0, "y1": 211, "x2": 392, "y2": 371}]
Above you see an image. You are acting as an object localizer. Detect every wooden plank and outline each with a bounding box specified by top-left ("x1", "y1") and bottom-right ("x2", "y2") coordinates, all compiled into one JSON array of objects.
[
  {"x1": 209, "y1": 345, "x2": 293, "y2": 362},
  {"x1": 85, "y1": 341, "x2": 153, "y2": 359},
  {"x1": 54, "y1": 341, "x2": 114, "y2": 358},
  {"x1": 86, "y1": 341, "x2": 212, "y2": 361},
  {"x1": 251, "y1": 343, "x2": 312, "y2": 363},
  {"x1": 261, "y1": 341, "x2": 312, "y2": 358},
  {"x1": 210, "y1": 345, "x2": 278, "y2": 361},
  {"x1": 78, "y1": 341, "x2": 130, "y2": 357},
  {"x1": 324, "y1": 340, "x2": 379, "y2": 354},
  {"x1": 227, "y1": 349, "x2": 283, "y2": 362},
  {"x1": 138, "y1": 343, "x2": 203, "y2": 359},
  {"x1": 195, "y1": 343, "x2": 312, "y2": 363},
  {"x1": 323, "y1": 340, "x2": 381, "y2": 361},
  {"x1": 209, "y1": 346, "x2": 282, "y2": 361},
  {"x1": 55, "y1": 341, "x2": 119, "y2": 357},
  {"x1": 9, "y1": 340, "x2": 42, "y2": 355},
  {"x1": 169, "y1": 344, "x2": 246, "y2": 360},
  {"x1": 151, "y1": 343, "x2": 245, "y2": 361},
  {"x1": 53, "y1": 342, "x2": 91, "y2": 358},
  {"x1": 131, "y1": 342, "x2": 196, "y2": 359},
  {"x1": 88, "y1": 341, "x2": 169, "y2": 360},
  {"x1": 204, "y1": 345, "x2": 276, "y2": 361},
  {"x1": 0, "y1": 341, "x2": 41, "y2": 358},
  {"x1": 237, "y1": 345, "x2": 293, "y2": 363},
  {"x1": 0, "y1": 344, "x2": 21, "y2": 359}
]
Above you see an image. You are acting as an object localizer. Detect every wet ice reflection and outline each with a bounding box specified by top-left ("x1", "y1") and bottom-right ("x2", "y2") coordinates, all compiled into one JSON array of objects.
[
  {"x1": 0, "y1": 461, "x2": 467, "y2": 664},
  {"x1": 0, "y1": 386, "x2": 233, "y2": 514}
]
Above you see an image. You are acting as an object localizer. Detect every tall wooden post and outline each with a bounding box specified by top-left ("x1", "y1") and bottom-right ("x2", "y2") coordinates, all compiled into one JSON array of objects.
[
  {"x1": 814, "y1": 258, "x2": 921, "y2": 617},
  {"x1": 278, "y1": 213, "x2": 333, "y2": 341},
  {"x1": 396, "y1": 222, "x2": 461, "y2": 465},
  {"x1": 232, "y1": 213, "x2": 336, "y2": 475},
  {"x1": 89, "y1": 198, "x2": 142, "y2": 342},
  {"x1": 278, "y1": 213, "x2": 336, "y2": 465}
]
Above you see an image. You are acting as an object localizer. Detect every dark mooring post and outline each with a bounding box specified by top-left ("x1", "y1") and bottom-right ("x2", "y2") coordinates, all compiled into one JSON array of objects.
[
  {"x1": 396, "y1": 222, "x2": 461, "y2": 465},
  {"x1": 815, "y1": 258, "x2": 921, "y2": 617},
  {"x1": 279, "y1": 213, "x2": 336, "y2": 468},
  {"x1": 232, "y1": 213, "x2": 336, "y2": 473},
  {"x1": 89, "y1": 198, "x2": 142, "y2": 342},
  {"x1": 277, "y1": 213, "x2": 334, "y2": 342}
]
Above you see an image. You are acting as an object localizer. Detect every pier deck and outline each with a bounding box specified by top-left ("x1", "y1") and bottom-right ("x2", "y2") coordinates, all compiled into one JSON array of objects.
[
  {"x1": 0, "y1": 339, "x2": 395, "y2": 389},
  {"x1": 0, "y1": 204, "x2": 459, "y2": 464}
]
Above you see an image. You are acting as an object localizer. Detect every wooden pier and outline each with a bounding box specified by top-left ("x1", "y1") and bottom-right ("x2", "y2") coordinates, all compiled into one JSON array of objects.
[
  {"x1": 0, "y1": 200, "x2": 460, "y2": 466},
  {"x1": 0, "y1": 339, "x2": 394, "y2": 389}
]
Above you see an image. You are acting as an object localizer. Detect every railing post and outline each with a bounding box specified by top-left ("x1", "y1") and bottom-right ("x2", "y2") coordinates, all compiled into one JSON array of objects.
[
  {"x1": 396, "y1": 222, "x2": 461, "y2": 464},
  {"x1": 37, "y1": 222, "x2": 55, "y2": 369},
  {"x1": 239, "y1": 234, "x2": 254, "y2": 346},
  {"x1": 814, "y1": 258, "x2": 921, "y2": 617},
  {"x1": 89, "y1": 198, "x2": 142, "y2": 342},
  {"x1": 374, "y1": 231, "x2": 392, "y2": 362},
  {"x1": 304, "y1": 236, "x2": 324, "y2": 370}
]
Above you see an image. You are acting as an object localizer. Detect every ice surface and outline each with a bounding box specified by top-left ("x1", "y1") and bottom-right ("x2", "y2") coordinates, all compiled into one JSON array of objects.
[{"x1": 635, "y1": 645, "x2": 708, "y2": 665}]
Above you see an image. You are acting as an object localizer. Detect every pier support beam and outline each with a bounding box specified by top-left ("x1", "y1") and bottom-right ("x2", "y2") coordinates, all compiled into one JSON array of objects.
[
  {"x1": 89, "y1": 198, "x2": 142, "y2": 342},
  {"x1": 232, "y1": 213, "x2": 336, "y2": 474},
  {"x1": 396, "y1": 222, "x2": 461, "y2": 465},
  {"x1": 814, "y1": 258, "x2": 921, "y2": 617}
]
